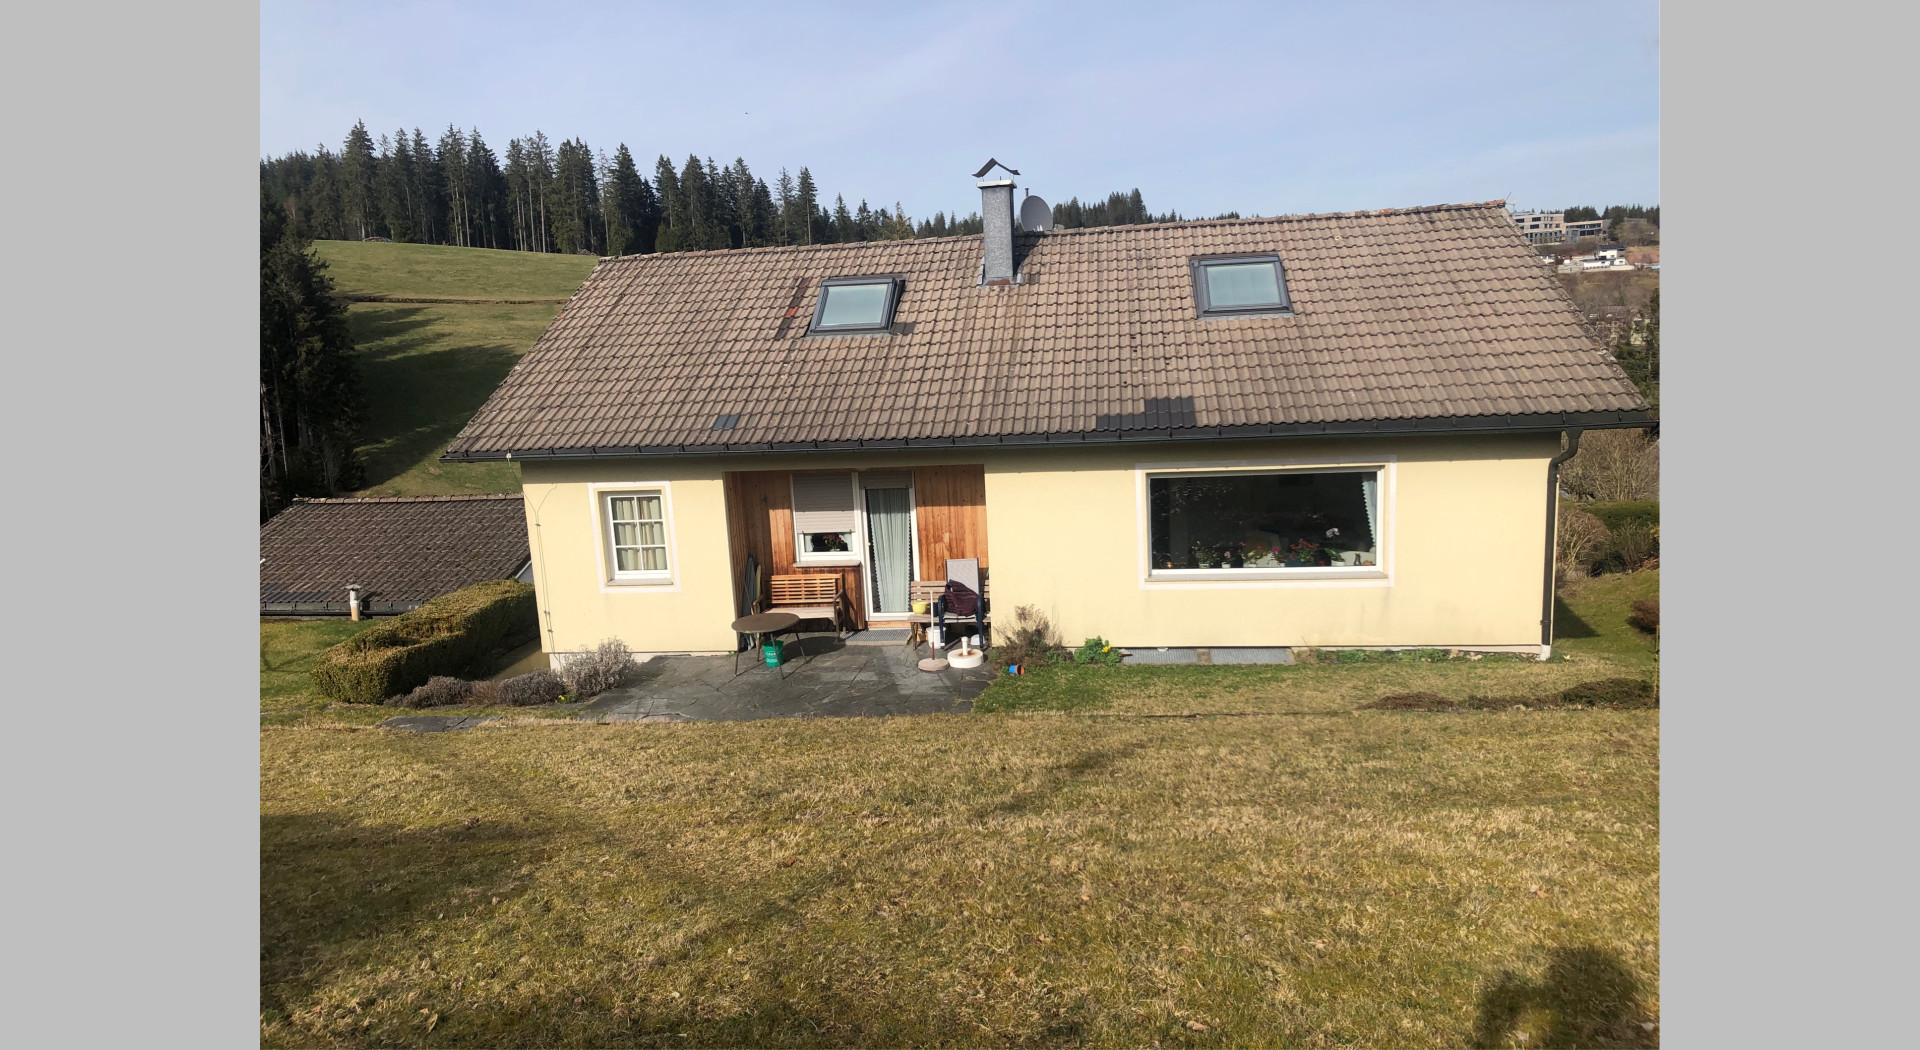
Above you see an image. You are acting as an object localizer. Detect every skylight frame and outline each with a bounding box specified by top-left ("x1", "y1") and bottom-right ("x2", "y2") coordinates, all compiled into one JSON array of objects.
[
  {"x1": 1189, "y1": 253, "x2": 1293, "y2": 318},
  {"x1": 807, "y1": 276, "x2": 905, "y2": 335}
]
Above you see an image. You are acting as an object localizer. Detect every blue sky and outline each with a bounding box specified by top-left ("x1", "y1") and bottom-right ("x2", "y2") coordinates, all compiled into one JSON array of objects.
[{"x1": 261, "y1": 1, "x2": 1658, "y2": 220}]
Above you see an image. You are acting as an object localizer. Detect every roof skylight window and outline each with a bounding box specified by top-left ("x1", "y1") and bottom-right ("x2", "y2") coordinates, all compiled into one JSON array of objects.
[
  {"x1": 809, "y1": 277, "x2": 902, "y2": 334},
  {"x1": 1190, "y1": 254, "x2": 1290, "y2": 317}
]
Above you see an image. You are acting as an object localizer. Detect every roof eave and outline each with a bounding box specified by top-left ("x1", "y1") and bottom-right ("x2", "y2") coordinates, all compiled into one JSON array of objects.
[{"x1": 441, "y1": 410, "x2": 1655, "y2": 462}]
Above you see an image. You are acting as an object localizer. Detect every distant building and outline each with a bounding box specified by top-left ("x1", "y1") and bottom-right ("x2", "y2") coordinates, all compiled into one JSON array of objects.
[
  {"x1": 1564, "y1": 218, "x2": 1607, "y2": 240},
  {"x1": 1508, "y1": 209, "x2": 1566, "y2": 244}
]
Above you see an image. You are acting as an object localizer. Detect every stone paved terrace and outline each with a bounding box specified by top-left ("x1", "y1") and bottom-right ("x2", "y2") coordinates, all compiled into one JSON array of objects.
[{"x1": 577, "y1": 637, "x2": 996, "y2": 723}]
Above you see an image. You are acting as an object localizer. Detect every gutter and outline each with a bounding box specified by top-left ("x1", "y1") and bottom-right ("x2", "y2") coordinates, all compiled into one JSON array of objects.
[
  {"x1": 446, "y1": 410, "x2": 1655, "y2": 463},
  {"x1": 1540, "y1": 429, "x2": 1585, "y2": 652}
]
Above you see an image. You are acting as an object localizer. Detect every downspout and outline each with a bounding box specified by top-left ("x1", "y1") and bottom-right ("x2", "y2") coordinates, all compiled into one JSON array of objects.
[
  {"x1": 522, "y1": 459, "x2": 560, "y2": 655},
  {"x1": 1540, "y1": 429, "x2": 1584, "y2": 656}
]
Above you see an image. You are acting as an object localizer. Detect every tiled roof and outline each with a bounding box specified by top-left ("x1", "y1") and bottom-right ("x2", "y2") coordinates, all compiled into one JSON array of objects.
[
  {"x1": 445, "y1": 201, "x2": 1647, "y2": 459},
  {"x1": 259, "y1": 495, "x2": 529, "y2": 614}
]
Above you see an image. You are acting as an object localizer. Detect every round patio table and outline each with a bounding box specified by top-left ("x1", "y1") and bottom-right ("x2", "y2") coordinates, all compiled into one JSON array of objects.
[{"x1": 731, "y1": 611, "x2": 801, "y2": 677}]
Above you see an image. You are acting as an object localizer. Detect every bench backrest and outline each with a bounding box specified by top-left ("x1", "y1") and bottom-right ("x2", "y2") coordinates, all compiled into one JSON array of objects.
[
  {"x1": 769, "y1": 574, "x2": 842, "y2": 606},
  {"x1": 908, "y1": 579, "x2": 991, "y2": 603}
]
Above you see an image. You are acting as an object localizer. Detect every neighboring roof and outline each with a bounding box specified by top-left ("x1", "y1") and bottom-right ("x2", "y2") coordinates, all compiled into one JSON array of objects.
[
  {"x1": 259, "y1": 495, "x2": 529, "y2": 615},
  {"x1": 445, "y1": 201, "x2": 1648, "y2": 460}
]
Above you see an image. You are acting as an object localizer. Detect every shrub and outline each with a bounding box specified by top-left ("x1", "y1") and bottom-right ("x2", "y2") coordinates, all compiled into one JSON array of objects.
[
  {"x1": 385, "y1": 676, "x2": 475, "y2": 709},
  {"x1": 498, "y1": 669, "x2": 565, "y2": 707},
  {"x1": 1627, "y1": 599, "x2": 1660, "y2": 634},
  {"x1": 1556, "y1": 506, "x2": 1611, "y2": 583},
  {"x1": 468, "y1": 679, "x2": 502, "y2": 706},
  {"x1": 1560, "y1": 430, "x2": 1659, "y2": 502},
  {"x1": 559, "y1": 638, "x2": 634, "y2": 699},
  {"x1": 1586, "y1": 500, "x2": 1659, "y2": 533},
  {"x1": 1072, "y1": 636, "x2": 1125, "y2": 666},
  {"x1": 993, "y1": 605, "x2": 1063, "y2": 668},
  {"x1": 311, "y1": 580, "x2": 538, "y2": 703}
]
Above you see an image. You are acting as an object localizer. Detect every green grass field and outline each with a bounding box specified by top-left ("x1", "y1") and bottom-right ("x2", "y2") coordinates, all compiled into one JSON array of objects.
[
  {"x1": 313, "y1": 240, "x2": 598, "y2": 302},
  {"x1": 307, "y1": 241, "x2": 597, "y2": 497},
  {"x1": 261, "y1": 572, "x2": 1658, "y2": 1047}
]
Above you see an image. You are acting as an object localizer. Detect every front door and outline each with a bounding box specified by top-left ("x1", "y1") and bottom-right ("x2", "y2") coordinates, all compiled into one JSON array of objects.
[{"x1": 862, "y1": 484, "x2": 915, "y2": 617}]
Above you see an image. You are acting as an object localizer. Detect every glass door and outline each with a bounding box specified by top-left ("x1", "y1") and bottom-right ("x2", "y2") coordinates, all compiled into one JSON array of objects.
[{"x1": 862, "y1": 486, "x2": 915, "y2": 616}]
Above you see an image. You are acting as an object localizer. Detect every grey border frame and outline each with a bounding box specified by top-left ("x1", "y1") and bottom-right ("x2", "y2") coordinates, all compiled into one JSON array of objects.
[
  {"x1": 807, "y1": 275, "x2": 904, "y2": 335},
  {"x1": 1190, "y1": 253, "x2": 1292, "y2": 318}
]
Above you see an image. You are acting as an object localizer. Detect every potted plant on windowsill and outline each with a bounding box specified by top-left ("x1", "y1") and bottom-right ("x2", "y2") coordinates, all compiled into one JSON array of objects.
[{"x1": 1287, "y1": 539, "x2": 1331, "y2": 567}]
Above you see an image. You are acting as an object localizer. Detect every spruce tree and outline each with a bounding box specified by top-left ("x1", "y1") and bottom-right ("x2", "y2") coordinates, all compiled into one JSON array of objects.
[
  {"x1": 339, "y1": 120, "x2": 378, "y2": 239},
  {"x1": 795, "y1": 167, "x2": 818, "y2": 245},
  {"x1": 775, "y1": 168, "x2": 796, "y2": 245},
  {"x1": 833, "y1": 195, "x2": 854, "y2": 243},
  {"x1": 653, "y1": 155, "x2": 682, "y2": 252},
  {"x1": 260, "y1": 215, "x2": 364, "y2": 517}
]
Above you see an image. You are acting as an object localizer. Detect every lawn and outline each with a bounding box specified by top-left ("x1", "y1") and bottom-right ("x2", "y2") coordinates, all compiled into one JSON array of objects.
[
  {"x1": 345, "y1": 301, "x2": 559, "y2": 496},
  {"x1": 312, "y1": 240, "x2": 597, "y2": 302},
  {"x1": 299, "y1": 240, "x2": 599, "y2": 498},
  {"x1": 261, "y1": 573, "x2": 1658, "y2": 1048}
]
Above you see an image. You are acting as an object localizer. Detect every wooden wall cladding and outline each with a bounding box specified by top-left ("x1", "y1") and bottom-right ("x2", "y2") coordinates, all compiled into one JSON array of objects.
[
  {"x1": 912, "y1": 464, "x2": 989, "y2": 580},
  {"x1": 724, "y1": 464, "x2": 990, "y2": 630},
  {"x1": 723, "y1": 470, "x2": 867, "y2": 629}
]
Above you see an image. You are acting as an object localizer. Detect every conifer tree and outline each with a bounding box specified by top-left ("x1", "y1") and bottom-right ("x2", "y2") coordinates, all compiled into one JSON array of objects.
[
  {"x1": 775, "y1": 168, "x2": 796, "y2": 246},
  {"x1": 260, "y1": 214, "x2": 364, "y2": 517},
  {"x1": 410, "y1": 128, "x2": 442, "y2": 243},
  {"x1": 339, "y1": 120, "x2": 378, "y2": 240},
  {"x1": 652, "y1": 155, "x2": 682, "y2": 252},
  {"x1": 794, "y1": 167, "x2": 819, "y2": 245},
  {"x1": 833, "y1": 194, "x2": 854, "y2": 243}
]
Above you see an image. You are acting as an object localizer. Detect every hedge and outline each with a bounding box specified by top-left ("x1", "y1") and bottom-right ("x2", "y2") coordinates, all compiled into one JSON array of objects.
[
  {"x1": 311, "y1": 580, "x2": 538, "y2": 704},
  {"x1": 1587, "y1": 500, "x2": 1659, "y2": 533}
]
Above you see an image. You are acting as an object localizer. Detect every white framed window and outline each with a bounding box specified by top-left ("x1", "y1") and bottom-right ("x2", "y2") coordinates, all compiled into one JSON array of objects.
[
  {"x1": 600, "y1": 488, "x2": 673, "y2": 583},
  {"x1": 1143, "y1": 465, "x2": 1386, "y2": 581},
  {"x1": 791, "y1": 471, "x2": 861, "y2": 565}
]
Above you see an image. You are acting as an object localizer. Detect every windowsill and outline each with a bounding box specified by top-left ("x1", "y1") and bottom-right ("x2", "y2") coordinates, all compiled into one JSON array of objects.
[
  {"x1": 606, "y1": 574, "x2": 675, "y2": 587},
  {"x1": 1146, "y1": 567, "x2": 1387, "y2": 583},
  {"x1": 794, "y1": 556, "x2": 861, "y2": 568}
]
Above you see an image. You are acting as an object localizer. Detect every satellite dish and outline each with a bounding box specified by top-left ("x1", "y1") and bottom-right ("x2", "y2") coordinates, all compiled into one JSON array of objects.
[{"x1": 1019, "y1": 194, "x2": 1053, "y2": 233}]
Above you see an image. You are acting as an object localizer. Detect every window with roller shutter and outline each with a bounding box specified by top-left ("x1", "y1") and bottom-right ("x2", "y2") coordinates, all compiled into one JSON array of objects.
[{"x1": 791, "y1": 472, "x2": 859, "y2": 564}]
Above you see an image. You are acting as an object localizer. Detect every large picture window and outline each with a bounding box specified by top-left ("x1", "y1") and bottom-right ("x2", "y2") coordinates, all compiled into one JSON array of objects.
[
  {"x1": 1148, "y1": 469, "x2": 1380, "y2": 574},
  {"x1": 606, "y1": 491, "x2": 670, "y2": 579}
]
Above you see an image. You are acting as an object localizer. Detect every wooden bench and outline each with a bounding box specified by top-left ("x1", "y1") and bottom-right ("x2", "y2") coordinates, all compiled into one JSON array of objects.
[
  {"x1": 903, "y1": 578, "x2": 991, "y2": 645},
  {"x1": 767, "y1": 574, "x2": 850, "y2": 637}
]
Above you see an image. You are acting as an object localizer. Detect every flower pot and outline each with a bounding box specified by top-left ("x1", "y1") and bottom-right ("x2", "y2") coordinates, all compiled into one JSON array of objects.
[
  {"x1": 911, "y1": 600, "x2": 930, "y2": 615},
  {"x1": 948, "y1": 648, "x2": 985, "y2": 669}
]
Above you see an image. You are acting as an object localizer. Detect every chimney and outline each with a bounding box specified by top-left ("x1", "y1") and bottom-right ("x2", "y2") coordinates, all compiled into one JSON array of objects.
[{"x1": 973, "y1": 158, "x2": 1019, "y2": 284}]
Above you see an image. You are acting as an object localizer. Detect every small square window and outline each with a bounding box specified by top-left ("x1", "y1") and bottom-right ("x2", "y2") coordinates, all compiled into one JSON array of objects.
[
  {"x1": 809, "y1": 277, "x2": 902, "y2": 334},
  {"x1": 1191, "y1": 255, "x2": 1290, "y2": 317}
]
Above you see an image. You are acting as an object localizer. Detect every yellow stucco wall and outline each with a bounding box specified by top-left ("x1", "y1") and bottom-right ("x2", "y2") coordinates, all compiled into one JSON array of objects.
[{"x1": 518, "y1": 433, "x2": 1559, "y2": 656}]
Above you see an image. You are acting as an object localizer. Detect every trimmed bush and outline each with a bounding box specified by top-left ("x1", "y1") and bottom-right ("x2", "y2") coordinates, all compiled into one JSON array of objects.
[
  {"x1": 559, "y1": 638, "x2": 634, "y2": 699},
  {"x1": 385, "y1": 676, "x2": 475, "y2": 709},
  {"x1": 991, "y1": 605, "x2": 1065, "y2": 669},
  {"x1": 1627, "y1": 598, "x2": 1660, "y2": 634},
  {"x1": 311, "y1": 580, "x2": 538, "y2": 704},
  {"x1": 499, "y1": 669, "x2": 565, "y2": 707},
  {"x1": 1587, "y1": 500, "x2": 1659, "y2": 534}
]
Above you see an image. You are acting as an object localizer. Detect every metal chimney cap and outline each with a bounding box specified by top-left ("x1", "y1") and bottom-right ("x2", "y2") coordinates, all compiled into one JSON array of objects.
[{"x1": 971, "y1": 158, "x2": 1020, "y2": 178}]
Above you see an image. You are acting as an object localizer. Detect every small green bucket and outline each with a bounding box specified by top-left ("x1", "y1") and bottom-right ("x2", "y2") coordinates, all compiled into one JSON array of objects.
[{"x1": 762, "y1": 642, "x2": 785, "y2": 667}]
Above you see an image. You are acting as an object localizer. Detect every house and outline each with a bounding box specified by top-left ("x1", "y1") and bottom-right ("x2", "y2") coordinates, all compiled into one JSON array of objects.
[
  {"x1": 1564, "y1": 218, "x2": 1607, "y2": 240},
  {"x1": 1507, "y1": 208, "x2": 1567, "y2": 244},
  {"x1": 445, "y1": 170, "x2": 1650, "y2": 662},
  {"x1": 1559, "y1": 245, "x2": 1636, "y2": 273},
  {"x1": 259, "y1": 494, "x2": 531, "y2": 616}
]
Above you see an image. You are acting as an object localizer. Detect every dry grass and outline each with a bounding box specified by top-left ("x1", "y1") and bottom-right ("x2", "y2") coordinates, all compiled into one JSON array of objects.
[{"x1": 263, "y1": 705, "x2": 1657, "y2": 1048}]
